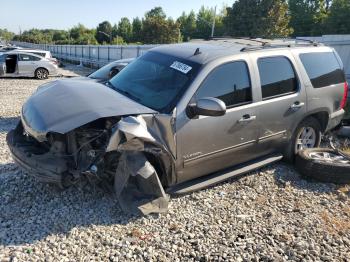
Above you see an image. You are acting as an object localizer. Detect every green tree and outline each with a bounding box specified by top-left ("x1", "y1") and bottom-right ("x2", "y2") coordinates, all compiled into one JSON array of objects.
[
  {"x1": 196, "y1": 6, "x2": 215, "y2": 39},
  {"x1": 289, "y1": 0, "x2": 328, "y2": 36},
  {"x1": 325, "y1": 0, "x2": 350, "y2": 34},
  {"x1": 70, "y1": 24, "x2": 97, "y2": 44},
  {"x1": 131, "y1": 17, "x2": 142, "y2": 42},
  {"x1": 260, "y1": 0, "x2": 293, "y2": 37},
  {"x1": 96, "y1": 21, "x2": 113, "y2": 44},
  {"x1": 145, "y1": 6, "x2": 167, "y2": 19},
  {"x1": 224, "y1": 0, "x2": 292, "y2": 37},
  {"x1": 177, "y1": 11, "x2": 196, "y2": 41},
  {"x1": 141, "y1": 8, "x2": 181, "y2": 44},
  {"x1": 224, "y1": 0, "x2": 259, "y2": 37},
  {"x1": 117, "y1": 17, "x2": 133, "y2": 42},
  {"x1": 15, "y1": 29, "x2": 48, "y2": 44},
  {"x1": 0, "y1": 29, "x2": 15, "y2": 42},
  {"x1": 52, "y1": 30, "x2": 69, "y2": 43}
]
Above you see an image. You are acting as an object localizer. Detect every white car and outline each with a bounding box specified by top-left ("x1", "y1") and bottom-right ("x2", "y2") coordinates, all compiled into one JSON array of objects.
[
  {"x1": 19, "y1": 49, "x2": 59, "y2": 65},
  {"x1": 0, "y1": 51, "x2": 58, "y2": 79}
]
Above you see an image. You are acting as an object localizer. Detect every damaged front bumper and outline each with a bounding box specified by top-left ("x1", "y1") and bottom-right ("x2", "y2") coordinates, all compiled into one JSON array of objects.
[
  {"x1": 7, "y1": 115, "x2": 176, "y2": 215},
  {"x1": 7, "y1": 123, "x2": 69, "y2": 186}
]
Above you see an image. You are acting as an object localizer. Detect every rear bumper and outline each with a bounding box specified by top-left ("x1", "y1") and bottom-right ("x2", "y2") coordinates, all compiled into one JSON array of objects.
[
  {"x1": 326, "y1": 109, "x2": 345, "y2": 131},
  {"x1": 6, "y1": 126, "x2": 67, "y2": 186},
  {"x1": 49, "y1": 67, "x2": 58, "y2": 76}
]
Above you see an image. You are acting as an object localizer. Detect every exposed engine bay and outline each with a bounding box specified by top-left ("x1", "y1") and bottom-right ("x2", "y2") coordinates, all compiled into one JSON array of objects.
[{"x1": 7, "y1": 115, "x2": 175, "y2": 215}]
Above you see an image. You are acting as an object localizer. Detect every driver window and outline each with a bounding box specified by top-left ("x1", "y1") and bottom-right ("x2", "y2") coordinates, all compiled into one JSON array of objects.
[{"x1": 196, "y1": 61, "x2": 252, "y2": 108}]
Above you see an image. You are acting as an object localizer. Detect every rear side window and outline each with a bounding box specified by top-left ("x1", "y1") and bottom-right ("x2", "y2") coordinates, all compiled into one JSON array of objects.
[
  {"x1": 299, "y1": 52, "x2": 345, "y2": 88},
  {"x1": 19, "y1": 54, "x2": 41, "y2": 61},
  {"x1": 196, "y1": 61, "x2": 252, "y2": 107},
  {"x1": 258, "y1": 56, "x2": 298, "y2": 99}
]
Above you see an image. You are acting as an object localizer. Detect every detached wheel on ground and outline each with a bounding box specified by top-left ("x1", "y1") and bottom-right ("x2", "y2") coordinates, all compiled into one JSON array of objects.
[
  {"x1": 284, "y1": 117, "x2": 322, "y2": 162},
  {"x1": 35, "y1": 68, "x2": 49, "y2": 80},
  {"x1": 296, "y1": 148, "x2": 350, "y2": 184}
]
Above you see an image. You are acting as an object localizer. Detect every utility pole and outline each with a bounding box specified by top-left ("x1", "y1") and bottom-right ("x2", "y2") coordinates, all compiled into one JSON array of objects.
[{"x1": 211, "y1": 6, "x2": 216, "y2": 38}]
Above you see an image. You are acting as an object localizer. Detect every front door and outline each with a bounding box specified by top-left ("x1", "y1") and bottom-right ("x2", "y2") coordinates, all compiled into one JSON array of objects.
[{"x1": 176, "y1": 60, "x2": 263, "y2": 183}]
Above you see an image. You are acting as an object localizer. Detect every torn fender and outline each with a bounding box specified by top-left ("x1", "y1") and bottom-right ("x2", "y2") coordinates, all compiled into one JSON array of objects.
[
  {"x1": 106, "y1": 115, "x2": 176, "y2": 185},
  {"x1": 106, "y1": 115, "x2": 176, "y2": 215},
  {"x1": 114, "y1": 152, "x2": 169, "y2": 215}
]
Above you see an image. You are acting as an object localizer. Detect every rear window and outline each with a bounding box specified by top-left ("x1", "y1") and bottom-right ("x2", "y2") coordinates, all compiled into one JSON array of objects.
[
  {"x1": 299, "y1": 52, "x2": 345, "y2": 88},
  {"x1": 258, "y1": 56, "x2": 298, "y2": 99}
]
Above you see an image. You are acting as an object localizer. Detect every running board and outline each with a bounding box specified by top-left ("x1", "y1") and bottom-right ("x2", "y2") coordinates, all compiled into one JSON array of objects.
[{"x1": 167, "y1": 154, "x2": 283, "y2": 195}]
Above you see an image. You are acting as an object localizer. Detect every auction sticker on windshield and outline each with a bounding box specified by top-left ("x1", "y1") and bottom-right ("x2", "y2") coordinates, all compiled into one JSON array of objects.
[{"x1": 170, "y1": 61, "x2": 192, "y2": 74}]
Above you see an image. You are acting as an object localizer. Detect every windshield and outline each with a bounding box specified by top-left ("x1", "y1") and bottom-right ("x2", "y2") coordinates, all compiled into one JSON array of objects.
[
  {"x1": 89, "y1": 62, "x2": 124, "y2": 80},
  {"x1": 109, "y1": 51, "x2": 201, "y2": 113}
]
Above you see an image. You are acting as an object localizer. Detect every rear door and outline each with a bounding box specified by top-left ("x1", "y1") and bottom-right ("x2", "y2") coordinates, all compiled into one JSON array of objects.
[
  {"x1": 18, "y1": 53, "x2": 41, "y2": 76},
  {"x1": 251, "y1": 53, "x2": 307, "y2": 154},
  {"x1": 295, "y1": 50, "x2": 346, "y2": 115}
]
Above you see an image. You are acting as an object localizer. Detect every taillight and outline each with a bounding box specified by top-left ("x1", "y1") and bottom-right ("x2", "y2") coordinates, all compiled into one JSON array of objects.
[{"x1": 340, "y1": 82, "x2": 349, "y2": 109}]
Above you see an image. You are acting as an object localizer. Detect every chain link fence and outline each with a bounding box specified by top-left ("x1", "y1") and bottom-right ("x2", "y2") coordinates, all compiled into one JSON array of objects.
[{"x1": 11, "y1": 41, "x2": 159, "y2": 68}]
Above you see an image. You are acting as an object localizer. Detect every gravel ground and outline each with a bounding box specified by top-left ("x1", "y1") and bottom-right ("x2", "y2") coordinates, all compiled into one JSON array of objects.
[{"x1": 0, "y1": 65, "x2": 350, "y2": 261}]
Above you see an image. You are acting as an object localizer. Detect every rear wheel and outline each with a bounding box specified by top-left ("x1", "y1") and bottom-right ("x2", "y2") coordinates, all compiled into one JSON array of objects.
[
  {"x1": 35, "y1": 68, "x2": 49, "y2": 79},
  {"x1": 284, "y1": 117, "x2": 322, "y2": 162}
]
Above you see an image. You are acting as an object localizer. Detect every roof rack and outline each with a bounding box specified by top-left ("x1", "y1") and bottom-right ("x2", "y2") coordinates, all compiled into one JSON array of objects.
[
  {"x1": 240, "y1": 39, "x2": 320, "y2": 52},
  {"x1": 295, "y1": 38, "x2": 318, "y2": 45},
  {"x1": 209, "y1": 37, "x2": 271, "y2": 46}
]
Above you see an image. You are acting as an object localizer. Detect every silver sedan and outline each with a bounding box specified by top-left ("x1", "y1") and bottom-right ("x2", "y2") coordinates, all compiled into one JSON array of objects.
[{"x1": 0, "y1": 51, "x2": 58, "y2": 79}]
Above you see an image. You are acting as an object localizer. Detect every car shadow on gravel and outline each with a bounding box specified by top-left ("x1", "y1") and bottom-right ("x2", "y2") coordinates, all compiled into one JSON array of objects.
[
  {"x1": 0, "y1": 116, "x2": 19, "y2": 133},
  {"x1": 0, "y1": 163, "x2": 19, "y2": 174},
  {"x1": 273, "y1": 163, "x2": 337, "y2": 193},
  {"x1": 0, "y1": 169, "x2": 143, "y2": 246},
  {"x1": 0, "y1": 77, "x2": 37, "y2": 80}
]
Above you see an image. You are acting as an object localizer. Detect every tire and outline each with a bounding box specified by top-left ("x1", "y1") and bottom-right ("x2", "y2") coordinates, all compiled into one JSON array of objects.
[
  {"x1": 284, "y1": 117, "x2": 322, "y2": 163},
  {"x1": 295, "y1": 148, "x2": 350, "y2": 184},
  {"x1": 35, "y1": 68, "x2": 49, "y2": 80}
]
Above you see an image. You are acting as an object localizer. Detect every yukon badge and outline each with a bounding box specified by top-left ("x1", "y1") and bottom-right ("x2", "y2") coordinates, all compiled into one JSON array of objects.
[{"x1": 183, "y1": 152, "x2": 202, "y2": 160}]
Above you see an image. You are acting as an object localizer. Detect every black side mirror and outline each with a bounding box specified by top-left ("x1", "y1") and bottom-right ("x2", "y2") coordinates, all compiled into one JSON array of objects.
[{"x1": 187, "y1": 97, "x2": 226, "y2": 118}]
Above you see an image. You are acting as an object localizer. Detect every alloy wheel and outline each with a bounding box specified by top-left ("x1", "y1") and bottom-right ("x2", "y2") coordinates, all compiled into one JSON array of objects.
[{"x1": 295, "y1": 126, "x2": 317, "y2": 153}]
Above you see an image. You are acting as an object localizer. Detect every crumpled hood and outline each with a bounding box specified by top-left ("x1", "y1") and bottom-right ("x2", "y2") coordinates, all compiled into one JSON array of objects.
[{"x1": 22, "y1": 79, "x2": 156, "y2": 141}]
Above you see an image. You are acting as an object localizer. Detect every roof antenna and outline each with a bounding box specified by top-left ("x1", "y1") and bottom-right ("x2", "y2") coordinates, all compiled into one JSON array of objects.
[{"x1": 194, "y1": 48, "x2": 201, "y2": 56}]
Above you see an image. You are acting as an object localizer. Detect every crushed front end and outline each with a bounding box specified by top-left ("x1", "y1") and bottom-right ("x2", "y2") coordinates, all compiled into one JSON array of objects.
[
  {"x1": 6, "y1": 118, "x2": 118, "y2": 188},
  {"x1": 7, "y1": 114, "x2": 176, "y2": 215}
]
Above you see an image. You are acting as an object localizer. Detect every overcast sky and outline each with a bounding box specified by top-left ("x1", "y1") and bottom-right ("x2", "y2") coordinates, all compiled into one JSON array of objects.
[{"x1": 1, "y1": 0, "x2": 234, "y2": 33}]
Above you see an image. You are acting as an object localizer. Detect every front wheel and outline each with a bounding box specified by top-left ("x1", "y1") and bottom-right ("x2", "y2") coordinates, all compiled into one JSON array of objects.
[
  {"x1": 35, "y1": 68, "x2": 49, "y2": 79},
  {"x1": 284, "y1": 117, "x2": 322, "y2": 162}
]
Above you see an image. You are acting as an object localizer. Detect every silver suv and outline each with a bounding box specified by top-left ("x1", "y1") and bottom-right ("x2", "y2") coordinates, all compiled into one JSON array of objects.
[{"x1": 7, "y1": 39, "x2": 348, "y2": 195}]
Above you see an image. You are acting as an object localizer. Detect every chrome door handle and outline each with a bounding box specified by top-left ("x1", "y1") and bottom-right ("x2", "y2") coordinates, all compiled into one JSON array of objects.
[
  {"x1": 238, "y1": 114, "x2": 256, "y2": 123},
  {"x1": 290, "y1": 102, "x2": 305, "y2": 110}
]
